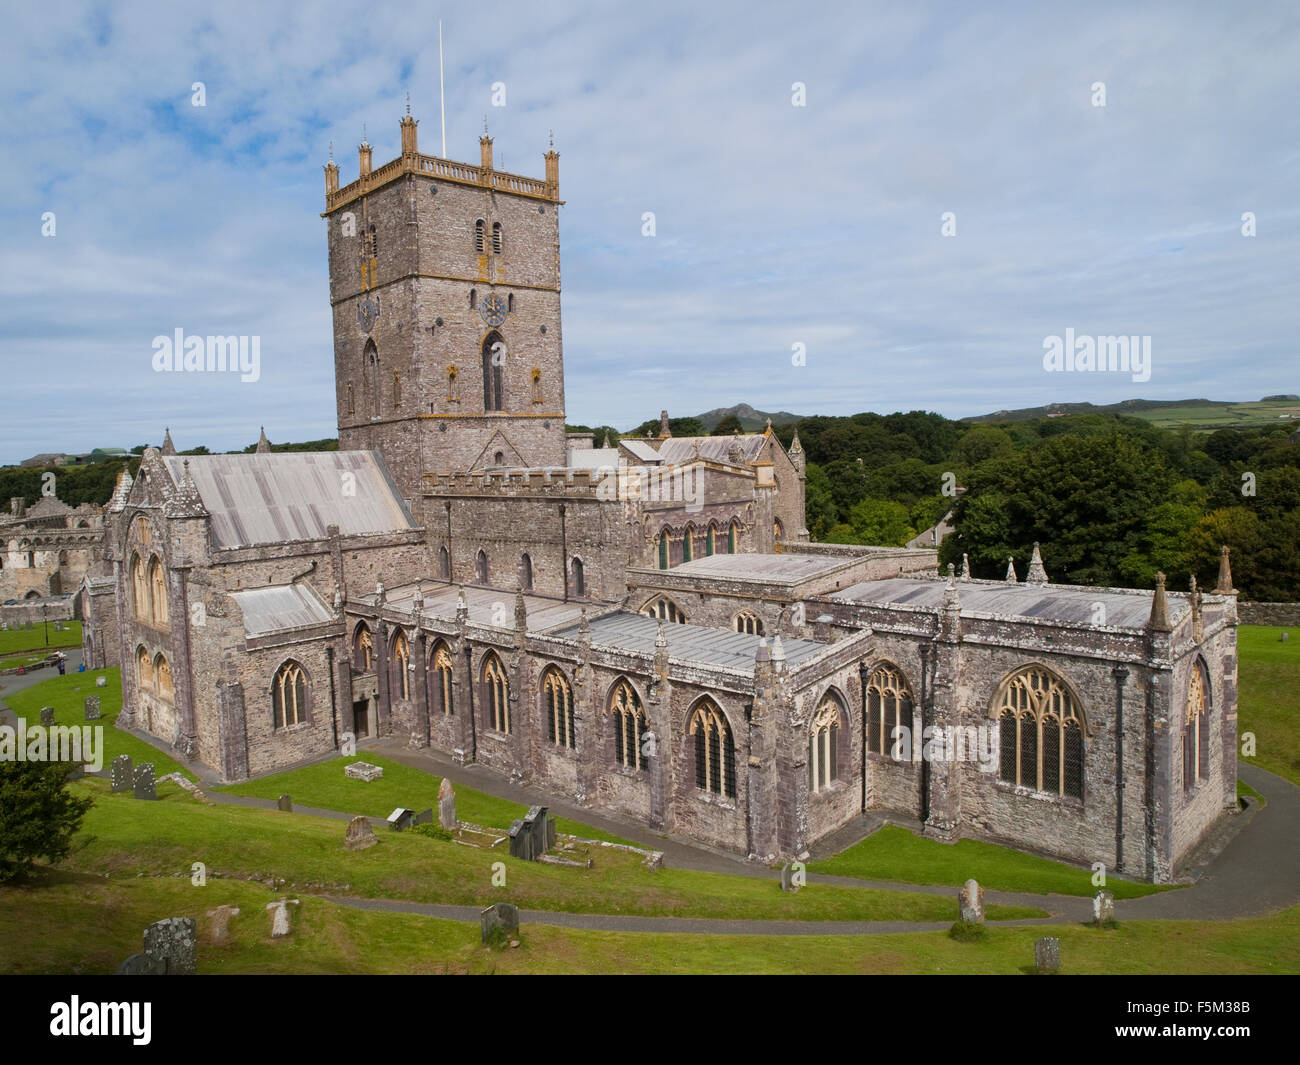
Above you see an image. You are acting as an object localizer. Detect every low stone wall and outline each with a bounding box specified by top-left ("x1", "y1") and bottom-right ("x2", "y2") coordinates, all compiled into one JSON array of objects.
[
  {"x1": 1237, "y1": 601, "x2": 1300, "y2": 627},
  {"x1": 0, "y1": 597, "x2": 76, "y2": 627}
]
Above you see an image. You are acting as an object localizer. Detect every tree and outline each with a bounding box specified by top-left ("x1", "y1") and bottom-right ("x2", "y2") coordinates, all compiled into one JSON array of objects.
[
  {"x1": 804, "y1": 463, "x2": 837, "y2": 540},
  {"x1": 847, "y1": 498, "x2": 915, "y2": 546},
  {"x1": 710, "y1": 414, "x2": 744, "y2": 436},
  {"x1": 0, "y1": 762, "x2": 93, "y2": 883}
]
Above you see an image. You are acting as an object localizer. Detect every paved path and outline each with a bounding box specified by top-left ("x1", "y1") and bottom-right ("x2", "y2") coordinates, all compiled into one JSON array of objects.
[{"x1": 0, "y1": 645, "x2": 83, "y2": 705}]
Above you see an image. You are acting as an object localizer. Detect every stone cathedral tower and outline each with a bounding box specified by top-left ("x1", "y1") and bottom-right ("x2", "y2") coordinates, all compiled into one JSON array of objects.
[{"x1": 324, "y1": 114, "x2": 567, "y2": 509}]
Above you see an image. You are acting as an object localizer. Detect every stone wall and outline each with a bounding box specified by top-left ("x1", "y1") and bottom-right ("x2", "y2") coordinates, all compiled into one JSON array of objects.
[{"x1": 1236, "y1": 601, "x2": 1300, "y2": 627}]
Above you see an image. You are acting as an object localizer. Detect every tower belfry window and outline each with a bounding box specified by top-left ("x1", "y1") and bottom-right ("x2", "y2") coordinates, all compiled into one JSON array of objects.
[
  {"x1": 482, "y1": 332, "x2": 504, "y2": 411},
  {"x1": 492, "y1": 222, "x2": 502, "y2": 252},
  {"x1": 474, "y1": 220, "x2": 485, "y2": 252}
]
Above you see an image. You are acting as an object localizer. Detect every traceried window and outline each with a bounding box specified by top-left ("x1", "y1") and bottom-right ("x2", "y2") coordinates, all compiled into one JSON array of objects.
[
  {"x1": 155, "y1": 654, "x2": 174, "y2": 702},
  {"x1": 733, "y1": 612, "x2": 763, "y2": 636},
  {"x1": 642, "y1": 597, "x2": 686, "y2": 624},
  {"x1": 1184, "y1": 663, "x2": 1210, "y2": 791},
  {"x1": 995, "y1": 666, "x2": 1085, "y2": 800},
  {"x1": 728, "y1": 521, "x2": 738, "y2": 553},
  {"x1": 866, "y1": 664, "x2": 913, "y2": 759},
  {"x1": 690, "y1": 698, "x2": 735, "y2": 798},
  {"x1": 658, "y1": 530, "x2": 670, "y2": 569},
  {"x1": 543, "y1": 667, "x2": 575, "y2": 749},
  {"x1": 609, "y1": 679, "x2": 646, "y2": 770},
  {"x1": 683, "y1": 524, "x2": 694, "y2": 563},
  {"x1": 131, "y1": 554, "x2": 149, "y2": 621},
  {"x1": 483, "y1": 653, "x2": 509, "y2": 733},
  {"x1": 149, "y1": 557, "x2": 167, "y2": 626},
  {"x1": 136, "y1": 645, "x2": 153, "y2": 693},
  {"x1": 430, "y1": 642, "x2": 455, "y2": 716},
  {"x1": 392, "y1": 631, "x2": 410, "y2": 700},
  {"x1": 364, "y1": 338, "x2": 380, "y2": 418},
  {"x1": 272, "y1": 660, "x2": 307, "y2": 728},
  {"x1": 354, "y1": 624, "x2": 374, "y2": 672},
  {"x1": 809, "y1": 694, "x2": 842, "y2": 793}
]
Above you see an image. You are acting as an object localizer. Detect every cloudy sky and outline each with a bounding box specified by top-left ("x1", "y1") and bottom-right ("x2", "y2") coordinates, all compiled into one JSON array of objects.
[{"x1": 2, "y1": 0, "x2": 1297, "y2": 462}]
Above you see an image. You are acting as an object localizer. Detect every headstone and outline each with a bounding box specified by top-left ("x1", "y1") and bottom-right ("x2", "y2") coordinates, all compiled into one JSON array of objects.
[
  {"x1": 508, "y1": 819, "x2": 534, "y2": 860},
  {"x1": 1281, "y1": 632, "x2": 1289, "y2": 643},
  {"x1": 413, "y1": 807, "x2": 433, "y2": 827},
  {"x1": 546, "y1": 816, "x2": 557, "y2": 850},
  {"x1": 96, "y1": 675, "x2": 107, "y2": 688},
  {"x1": 512, "y1": 805, "x2": 549, "y2": 859},
  {"x1": 83, "y1": 695, "x2": 101, "y2": 721},
  {"x1": 142, "y1": 917, "x2": 197, "y2": 975},
  {"x1": 480, "y1": 902, "x2": 520, "y2": 943},
  {"x1": 206, "y1": 905, "x2": 240, "y2": 945},
  {"x1": 54, "y1": 620, "x2": 64, "y2": 632},
  {"x1": 266, "y1": 899, "x2": 299, "y2": 938},
  {"x1": 276, "y1": 794, "x2": 292, "y2": 812},
  {"x1": 111, "y1": 754, "x2": 133, "y2": 793},
  {"x1": 779, "y1": 863, "x2": 799, "y2": 892},
  {"x1": 387, "y1": 807, "x2": 414, "y2": 831},
  {"x1": 117, "y1": 952, "x2": 165, "y2": 975},
  {"x1": 343, "y1": 816, "x2": 378, "y2": 851},
  {"x1": 133, "y1": 763, "x2": 156, "y2": 800},
  {"x1": 345, "y1": 761, "x2": 383, "y2": 782},
  {"x1": 437, "y1": 777, "x2": 457, "y2": 829},
  {"x1": 1035, "y1": 936, "x2": 1060, "y2": 974},
  {"x1": 1093, "y1": 890, "x2": 1115, "y2": 925},
  {"x1": 959, "y1": 878, "x2": 985, "y2": 923},
  {"x1": 39, "y1": 706, "x2": 55, "y2": 727}
]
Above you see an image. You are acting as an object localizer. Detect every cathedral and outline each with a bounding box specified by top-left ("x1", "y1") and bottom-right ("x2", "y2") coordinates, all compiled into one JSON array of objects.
[{"x1": 80, "y1": 114, "x2": 1239, "y2": 882}]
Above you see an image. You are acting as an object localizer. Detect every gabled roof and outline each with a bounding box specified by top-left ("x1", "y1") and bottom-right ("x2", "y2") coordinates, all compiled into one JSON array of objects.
[
  {"x1": 160, "y1": 451, "x2": 414, "y2": 548},
  {"x1": 230, "y1": 583, "x2": 334, "y2": 636},
  {"x1": 655, "y1": 434, "x2": 767, "y2": 465}
]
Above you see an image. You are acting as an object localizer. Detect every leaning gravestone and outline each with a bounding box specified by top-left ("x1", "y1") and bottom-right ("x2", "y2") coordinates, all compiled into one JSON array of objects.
[
  {"x1": 345, "y1": 761, "x2": 383, "y2": 782},
  {"x1": 959, "y1": 878, "x2": 985, "y2": 923},
  {"x1": 133, "y1": 763, "x2": 157, "y2": 800},
  {"x1": 437, "y1": 778, "x2": 457, "y2": 829},
  {"x1": 206, "y1": 905, "x2": 240, "y2": 945},
  {"x1": 480, "y1": 902, "x2": 520, "y2": 944},
  {"x1": 1035, "y1": 937, "x2": 1060, "y2": 974},
  {"x1": 1093, "y1": 890, "x2": 1115, "y2": 925},
  {"x1": 276, "y1": 794, "x2": 293, "y2": 812},
  {"x1": 84, "y1": 695, "x2": 101, "y2": 721},
  {"x1": 39, "y1": 706, "x2": 55, "y2": 727},
  {"x1": 111, "y1": 754, "x2": 133, "y2": 793},
  {"x1": 117, "y1": 952, "x2": 166, "y2": 975},
  {"x1": 142, "y1": 917, "x2": 197, "y2": 975},
  {"x1": 343, "y1": 816, "x2": 377, "y2": 852},
  {"x1": 266, "y1": 899, "x2": 299, "y2": 937}
]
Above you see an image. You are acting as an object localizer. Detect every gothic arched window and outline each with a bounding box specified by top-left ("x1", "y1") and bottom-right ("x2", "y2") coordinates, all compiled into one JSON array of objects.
[
  {"x1": 155, "y1": 654, "x2": 174, "y2": 703},
  {"x1": 438, "y1": 545, "x2": 451, "y2": 580},
  {"x1": 519, "y1": 553, "x2": 533, "y2": 591},
  {"x1": 392, "y1": 631, "x2": 410, "y2": 701},
  {"x1": 658, "y1": 530, "x2": 670, "y2": 570},
  {"x1": 706, "y1": 524, "x2": 716, "y2": 556},
  {"x1": 641, "y1": 597, "x2": 685, "y2": 624},
  {"x1": 353, "y1": 624, "x2": 374, "y2": 672},
  {"x1": 431, "y1": 641, "x2": 454, "y2": 716},
  {"x1": 136, "y1": 645, "x2": 153, "y2": 694},
  {"x1": 131, "y1": 554, "x2": 149, "y2": 621},
  {"x1": 609, "y1": 679, "x2": 646, "y2": 770},
  {"x1": 733, "y1": 612, "x2": 763, "y2": 636},
  {"x1": 866, "y1": 663, "x2": 914, "y2": 759},
  {"x1": 809, "y1": 694, "x2": 843, "y2": 793},
  {"x1": 1184, "y1": 663, "x2": 1210, "y2": 791},
  {"x1": 482, "y1": 653, "x2": 509, "y2": 733},
  {"x1": 994, "y1": 666, "x2": 1085, "y2": 800},
  {"x1": 482, "y1": 332, "x2": 504, "y2": 412},
  {"x1": 543, "y1": 667, "x2": 575, "y2": 749},
  {"x1": 272, "y1": 660, "x2": 308, "y2": 728},
  {"x1": 148, "y1": 557, "x2": 167, "y2": 626},
  {"x1": 492, "y1": 221, "x2": 503, "y2": 253},
  {"x1": 364, "y1": 338, "x2": 380, "y2": 417},
  {"x1": 682, "y1": 524, "x2": 694, "y2": 563},
  {"x1": 689, "y1": 698, "x2": 735, "y2": 798},
  {"x1": 728, "y1": 520, "x2": 738, "y2": 553},
  {"x1": 475, "y1": 549, "x2": 489, "y2": 585},
  {"x1": 474, "y1": 220, "x2": 485, "y2": 253},
  {"x1": 571, "y1": 557, "x2": 585, "y2": 597}
]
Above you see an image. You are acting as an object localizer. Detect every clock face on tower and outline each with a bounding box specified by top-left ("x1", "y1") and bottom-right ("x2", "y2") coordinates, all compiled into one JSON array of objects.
[
  {"x1": 357, "y1": 296, "x2": 379, "y2": 334},
  {"x1": 479, "y1": 293, "x2": 508, "y2": 327}
]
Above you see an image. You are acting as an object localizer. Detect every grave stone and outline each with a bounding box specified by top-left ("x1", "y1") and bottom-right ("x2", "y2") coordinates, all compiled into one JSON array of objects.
[
  {"x1": 142, "y1": 917, "x2": 197, "y2": 975},
  {"x1": 516, "y1": 805, "x2": 549, "y2": 858},
  {"x1": 266, "y1": 899, "x2": 299, "y2": 938},
  {"x1": 116, "y1": 952, "x2": 165, "y2": 975},
  {"x1": 1281, "y1": 632, "x2": 1289, "y2": 643},
  {"x1": 508, "y1": 819, "x2": 532, "y2": 860},
  {"x1": 480, "y1": 902, "x2": 520, "y2": 944},
  {"x1": 83, "y1": 695, "x2": 101, "y2": 721},
  {"x1": 39, "y1": 706, "x2": 55, "y2": 727},
  {"x1": 1035, "y1": 937, "x2": 1060, "y2": 974},
  {"x1": 387, "y1": 807, "x2": 414, "y2": 831},
  {"x1": 276, "y1": 794, "x2": 292, "y2": 812},
  {"x1": 206, "y1": 905, "x2": 240, "y2": 945},
  {"x1": 343, "y1": 816, "x2": 378, "y2": 851},
  {"x1": 111, "y1": 754, "x2": 133, "y2": 793},
  {"x1": 133, "y1": 763, "x2": 157, "y2": 800},
  {"x1": 96, "y1": 675, "x2": 106, "y2": 687},
  {"x1": 413, "y1": 807, "x2": 433, "y2": 827},
  {"x1": 779, "y1": 863, "x2": 799, "y2": 892},
  {"x1": 959, "y1": 879, "x2": 985, "y2": 923},
  {"x1": 1092, "y1": 890, "x2": 1115, "y2": 925},
  {"x1": 345, "y1": 761, "x2": 383, "y2": 782},
  {"x1": 546, "y1": 816, "x2": 557, "y2": 850},
  {"x1": 437, "y1": 777, "x2": 457, "y2": 829},
  {"x1": 54, "y1": 621, "x2": 64, "y2": 632}
]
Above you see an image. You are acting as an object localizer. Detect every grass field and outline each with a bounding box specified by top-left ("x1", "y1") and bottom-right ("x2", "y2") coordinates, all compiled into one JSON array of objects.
[
  {"x1": 1, "y1": 872, "x2": 1294, "y2": 975},
  {"x1": 1236, "y1": 625, "x2": 1300, "y2": 786},
  {"x1": 220, "y1": 753, "x2": 636, "y2": 845},
  {"x1": 0, "y1": 620, "x2": 81, "y2": 655},
  {"x1": 1127, "y1": 400, "x2": 1300, "y2": 431}
]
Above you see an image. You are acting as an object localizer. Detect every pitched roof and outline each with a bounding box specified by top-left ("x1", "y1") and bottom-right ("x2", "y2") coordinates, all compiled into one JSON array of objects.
[
  {"x1": 655, "y1": 435, "x2": 767, "y2": 465},
  {"x1": 161, "y1": 451, "x2": 414, "y2": 548},
  {"x1": 230, "y1": 583, "x2": 334, "y2": 636}
]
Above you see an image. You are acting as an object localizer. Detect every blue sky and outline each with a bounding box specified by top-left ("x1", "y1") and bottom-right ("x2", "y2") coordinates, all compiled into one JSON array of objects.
[{"x1": 2, "y1": 0, "x2": 1297, "y2": 462}]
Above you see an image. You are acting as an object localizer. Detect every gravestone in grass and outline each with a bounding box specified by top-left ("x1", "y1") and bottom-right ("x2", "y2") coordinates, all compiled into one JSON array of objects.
[
  {"x1": 276, "y1": 794, "x2": 292, "y2": 812},
  {"x1": 39, "y1": 706, "x2": 55, "y2": 727},
  {"x1": 343, "y1": 816, "x2": 377, "y2": 851},
  {"x1": 1093, "y1": 890, "x2": 1115, "y2": 925},
  {"x1": 111, "y1": 754, "x2": 133, "y2": 793},
  {"x1": 142, "y1": 917, "x2": 197, "y2": 975},
  {"x1": 84, "y1": 695, "x2": 101, "y2": 721},
  {"x1": 1035, "y1": 937, "x2": 1060, "y2": 974},
  {"x1": 266, "y1": 899, "x2": 299, "y2": 937},
  {"x1": 959, "y1": 879, "x2": 984, "y2": 923},
  {"x1": 95, "y1": 675, "x2": 106, "y2": 687},
  {"x1": 387, "y1": 807, "x2": 414, "y2": 831},
  {"x1": 437, "y1": 777, "x2": 457, "y2": 829},
  {"x1": 117, "y1": 952, "x2": 165, "y2": 975},
  {"x1": 133, "y1": 763, "x2": 156, "y2": 800},
  {"x1": 480, "y1": 902, "x2": 519, "y2": 944},
  {"x1": 207, "y1": 905, "x2": 240, "y2": 945},
  {"x1": 413, "y1": 807, "x2": 433, "y2": 826}
]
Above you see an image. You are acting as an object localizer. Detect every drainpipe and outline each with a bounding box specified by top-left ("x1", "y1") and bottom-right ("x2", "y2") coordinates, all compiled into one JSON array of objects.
[
  {"x1": 559, "y1": 503, "x2": 568, "y2": 601},
  {"x1": 858, "y1": 661, "x2": 869, "y2": 814},
  {"x1": 326, "y1": 645, "x2": 339, "y2": 750},
  {"x1": 920, "y1": 643, "x2": 931, "y2": 823},
  {"x1": 1113, "y1": 664, "x2": 1129, "y2": 873}
]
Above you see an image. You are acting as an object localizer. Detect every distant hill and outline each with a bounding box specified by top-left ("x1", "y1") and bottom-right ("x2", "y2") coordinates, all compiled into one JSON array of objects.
[
  {"x1": 967, "y1": 396, "x2": 1300, "y2": 431},
  {"x1": 695, "y1": 404, "x2": 806, "y2": 432}
]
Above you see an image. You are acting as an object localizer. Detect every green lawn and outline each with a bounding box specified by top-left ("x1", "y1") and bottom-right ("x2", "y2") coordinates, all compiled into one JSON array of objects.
[
  {"x1": 1237, "y1": 625, "x2": 1300, "y2": 786},
  {"x1": 0, "y1": 620, "x2": 81, "y2": 655},
  {"x1": 1, "y1": 872, "x2": 1293, "y2": 975},
  {"x1": 219, "y1": 752, "x2": 637, "y2": 846},
  {"x1": 0, "y1": 653, "x2": 48, "y2": 669},
  {"x1": 810, "y1": 825, "x2": 1170, "y2": 899},
  {"x1": 3, "y1": 669, "x2": 185, "y2": 777},
  {"x1": 52, "y1": 778, "x2": 1043, "y2": 924}
]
